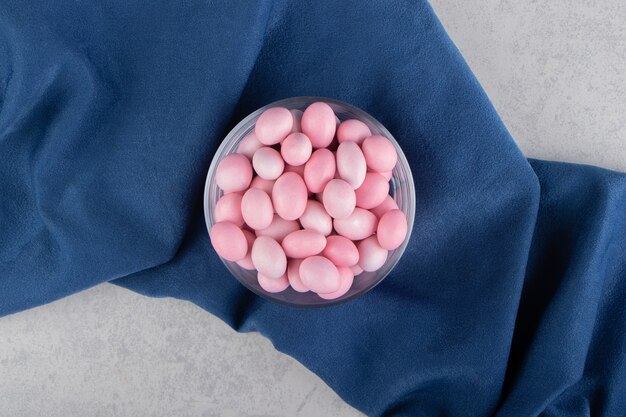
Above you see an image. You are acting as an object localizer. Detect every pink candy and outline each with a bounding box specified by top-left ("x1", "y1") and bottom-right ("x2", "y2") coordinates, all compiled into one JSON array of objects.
[
  {"x1": 357, "y1": 236, "x2": 388, "y2": 272},
  {"x1": 252, "y1": 236, "x2": 287, "y2": 278},
  {"x1": 304, "y1": 148, "x2": 336, "y2": 193},
  {"x1": 362, "y1": 135, "x2": 398, "y2": 173},
  {"x1": 281, "y1": 132, "x2": 312, "y2": 166},
  {"x1": 322, "y1": 179, "x2": 356, "y2": 219},
  {"x1": 255, "y1": 214, "x2": 300, "y2": 243},
  {"x1": 299, "y1": 200, "x2": 333, "y2": 236},
  {"x1": 214, "y1": 192, "x2": 244, "y2": 226},
  {"x1": 255, "y1": 107, "x2": 293, "y2": 145},
  {"x1": 210, "y1": 102, "x2": 410, "y2": 300},
  {"x1": 322, "y1": 235, "x2": 359, "y2": 267},
  {"x1": 333, "y1": 208, "x2": 378, "y2": 240},
  {"x1": 370, "y1": 194, "x2": 398, "y2": 218},
  {"x1": 301, "y1": 102, "x2": 336, "y2": 148},
  {"x1": 215, "y1": 154, "x2": 252, "y2": 192},
  {"x1": 336, "y1": 141, "x2": 366, "y2": 189},
  {"x1": 336, "y1": 119, "x2": 372, "y2": 145},
  {"x1": 272, "y1": 172, "x2": 307, "y2": 220},
  {"x1": 241, "y1": 188, "x2": 273, "y2": 230},
  {"x1": 299, "y1": 256, "x2": 340, "y2": 294},
  {"x1": 377, "y1": 209, "x2": 408, "y2": 250},
  {"x1": 210, "y1": 222, "x2": 247, "y2": 262},
  {"x1": 282, "y1": 230, "x2": 326, "y2": 258},
  {"x1": 355, "y1": 172, "x2": 389, "y2": 209},
  {"x1": 258, "y1": 272, "x2": 290, "y2": 293},
  {"x1": 253, "y1": 147, "x2": 284, "y2": 180},
  {"x1": 236, "y1": 132, "x2": 264, "y2": 159},
  {"x1": 318, "y1": 267, "x2": 354, "y2": 300}
]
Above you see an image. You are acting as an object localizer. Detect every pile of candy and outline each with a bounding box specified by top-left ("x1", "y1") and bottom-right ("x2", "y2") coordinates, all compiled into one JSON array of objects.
[{"x1": 210, "y1": 102, "x2": 408, "y2": 300}]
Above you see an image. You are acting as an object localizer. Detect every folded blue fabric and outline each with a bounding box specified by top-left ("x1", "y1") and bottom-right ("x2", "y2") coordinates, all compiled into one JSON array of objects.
[{"x1": 1, "y1": 1, "x2": 625, "y2": 415}]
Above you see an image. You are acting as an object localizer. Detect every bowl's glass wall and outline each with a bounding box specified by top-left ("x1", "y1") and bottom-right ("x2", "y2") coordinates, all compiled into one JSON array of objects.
[{"x1": 204, "y1": 97, "x2": 415, "y2": 307}]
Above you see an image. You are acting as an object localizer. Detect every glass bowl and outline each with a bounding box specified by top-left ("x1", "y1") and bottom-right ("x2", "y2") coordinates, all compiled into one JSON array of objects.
[{"x1": 204, "y1": 97, "x2": 415, "y2": 307}]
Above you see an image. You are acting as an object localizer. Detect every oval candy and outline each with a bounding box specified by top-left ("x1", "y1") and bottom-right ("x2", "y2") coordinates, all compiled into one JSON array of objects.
[
  {"x1": 355, "y1": 172, "x2": 390, "y2": 209},
  {"x1": 282, "y1": 230, "x2": 327, "y2": 258},
  {"x1": 322, "y1": 179, "x2": 356, "y2": 219},
  {"x1": 251, "y1": 236, "x2": 287, "y2": 278},
  {"x1": 301, "y1": 102, "x2": 336, "y2": 148},
  {"x1": 255, "y1": 214, "x2": 300, "y2": 243},
  {"x1": 241, "y1": 188, "x2": 274, "y2": 230},
  {"x1": 299, "y1": 256, "x2": 341, "y2": 294},
  {"x1": 253, "y1": 147, "x2": 284, "y2": 180},
  {"x1": 258, "y1": 272, "x2": 290, "y2": 293},
  {"x1": 304, "y1": 148, "x2": 336, "y2": 193},
  {"x1": 336, "y1": 119, "x2": 372, "y2": 145},
  {"x1": 272, "y1": 172, "x2": 308, "y2": 220},
  {"x1": 333, "y1": 208, "x2": 378, "y2": 240},
  {"x1": 281, "y1": 132, "x2": 312, "y2": 166},
  {"x1": 214, "y1": 193, "x2": 244, "y2": 227},
  {"x1": 215, "y1": 154, "x2": 253, "y2": 192},
  {"x1": 377, "y1": 209, "x2": 408, "y2": 250},
  {"x1": 299, "y1": 200, "x2": 333, "y2": 236},
  {"x1": 336, "y1": 141, "x2": 367, "y2": 189},
  {"x1": 210, "y1": 221, "x2": 248, "y2": 261},
  {"x1": 255, "y1": 107, "x2": 293, "y2": 145},
  {"x1": 362, "y1": 135, "x2": 398, "y2": 172},
  {"x1": 323, "y1": 235, "x2": 359, "y2": 267},
  {"x1": 357, "y1": 236, "x2": 388, "y2": 272}
]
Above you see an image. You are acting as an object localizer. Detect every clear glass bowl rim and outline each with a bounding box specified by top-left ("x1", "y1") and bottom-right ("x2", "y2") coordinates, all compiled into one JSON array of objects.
[{"x1": 203, "y1": 96, "x2": 415, "y2": 308}]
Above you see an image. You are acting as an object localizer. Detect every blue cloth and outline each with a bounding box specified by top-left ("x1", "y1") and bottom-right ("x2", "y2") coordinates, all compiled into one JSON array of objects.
[{"x1": 1, "y1": 1, "x2": 625, "y2": 415}]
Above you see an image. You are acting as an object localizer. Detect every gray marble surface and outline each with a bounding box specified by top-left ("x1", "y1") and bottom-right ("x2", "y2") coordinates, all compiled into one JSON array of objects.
[{"x1": 1, "y1": 1, "x2": 624, "y2": 416}]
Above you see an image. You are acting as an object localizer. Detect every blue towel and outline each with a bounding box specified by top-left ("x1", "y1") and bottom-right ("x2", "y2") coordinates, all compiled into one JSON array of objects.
[{"x1": 1, "y1": 1, "x2": 625, "y2": 415}]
